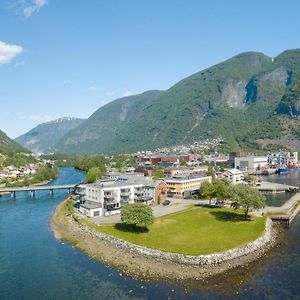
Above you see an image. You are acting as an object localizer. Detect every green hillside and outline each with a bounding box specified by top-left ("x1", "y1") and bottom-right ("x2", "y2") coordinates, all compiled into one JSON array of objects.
[
  {"x1": 54, "y1": 49, "x2": 300, "y2": 155},
  {"x1": 15, "y1": 117, "x2": 84, "y2": 153},
  {"x1": 0, "y1": 130, "x2": 28, "y2": 154}
]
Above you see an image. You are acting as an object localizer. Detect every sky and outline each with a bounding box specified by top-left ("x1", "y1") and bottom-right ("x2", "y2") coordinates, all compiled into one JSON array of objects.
[{"x1": 1, "y1": 0, "x2": 300, "y2": 138}]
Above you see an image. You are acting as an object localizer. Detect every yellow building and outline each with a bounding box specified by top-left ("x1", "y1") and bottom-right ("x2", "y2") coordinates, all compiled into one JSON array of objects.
[{"x1": 166, "y1": 176, "x2": 212, "y2": 197}]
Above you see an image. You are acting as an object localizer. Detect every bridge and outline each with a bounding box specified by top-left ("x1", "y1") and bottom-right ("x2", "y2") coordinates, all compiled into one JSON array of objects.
[{"x1": 0, "y1": 184, "x2": 77, "y2": 198}]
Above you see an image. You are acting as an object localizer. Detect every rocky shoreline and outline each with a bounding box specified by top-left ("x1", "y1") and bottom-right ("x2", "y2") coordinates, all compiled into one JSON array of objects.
[{"x1": 50, "y1": 199, "x2": 281, "y2": 287}]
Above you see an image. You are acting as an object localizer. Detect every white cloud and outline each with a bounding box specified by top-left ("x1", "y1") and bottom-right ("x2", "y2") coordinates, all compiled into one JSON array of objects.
[
  {"x1": 22, "y1": 0, "x2": 48, "y2": 18},
  {"x1": 10, "y1": 0, "x2": 48, "y2": 18},
  {"x1": 17, "y1": 112, "x2": 61, "y2": 123},
  {"x1": 105, "y1": 91, "x2": 115, "y2": 96},
  {"x1": 123, "y1": 91, "x2": 133, "y2": 97},
  {"x1": 0, "y1": 41, "x2": 23, "y2": 64},
  {"x1": 88, "y1": 86, "x2": 98, "y2": 91},
  {"x1": 63, "y1": 79, "x2": 71, "y2": 85},
  {"x1": 15, "y1": 60, "x2": 26, "y2": 67}
]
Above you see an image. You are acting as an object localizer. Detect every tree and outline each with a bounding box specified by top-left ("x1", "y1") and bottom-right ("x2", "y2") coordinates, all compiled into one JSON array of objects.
[
  {"x1": 244, "y1": 175, "x2": 256, "y2": 186},
  {"x1": 201, "y1": 179, "x2": 233, "y2": 205},
  {"x1": 201, "y1": 180, "x2": 217, "y2": 205},
  {"x1": 206, "y1": 166, "x2": 216, "y2": 179},
  {"x1": 85, "y1": 167, "x2": 103, "y2": 183},
  {"x1": 121, "y1": 203, "x2": 154, "y2": 231},
  {"x1": 231, "y1": 185, "x2": 266, "y2": 220},
  {"x1": 153, "y1": 167, "x2": 164, "y2": 179},
  {"x1": 157, "y1": 195, "x2": 161, "y2": 205},
  {"x1": 180, "y1": 159, "x2": 187, "y2": 166}
]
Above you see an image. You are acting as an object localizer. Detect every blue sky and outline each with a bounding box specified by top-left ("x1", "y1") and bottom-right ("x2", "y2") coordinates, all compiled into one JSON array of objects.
[{"x1": 1, "y1": 0, "x2": 300, "y2": 138}]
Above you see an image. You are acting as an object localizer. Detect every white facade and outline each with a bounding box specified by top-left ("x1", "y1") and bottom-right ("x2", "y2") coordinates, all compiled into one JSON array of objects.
[
  {"x1": 77, "y1": 181, "x2": 147, "y2": 217},
  {"x1": 79, "y1": 202, "x2": 102, "y2": 218},
  {"x1": 234, "y1": 156, "x2": 268, "y2": 171},
  {"x1": 224, "y1": 169, "x2": 244, "y2": 184}
]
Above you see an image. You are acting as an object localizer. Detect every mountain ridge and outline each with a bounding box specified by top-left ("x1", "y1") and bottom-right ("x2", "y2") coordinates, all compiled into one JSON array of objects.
[
  {"x1": 0, "y1": 130, "x2": 28, "y2": 154},
  {"x1": 53, "y1": 49, "x2": 300, "y2": 154},
  {"x1": 15, "y1": 117, "x2": 85, "y2": 153}
]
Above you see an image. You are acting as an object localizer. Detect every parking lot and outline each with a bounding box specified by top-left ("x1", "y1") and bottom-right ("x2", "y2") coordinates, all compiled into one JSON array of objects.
[{"x1": 83, "y1": 198, "x2": 208, "y2": 224}]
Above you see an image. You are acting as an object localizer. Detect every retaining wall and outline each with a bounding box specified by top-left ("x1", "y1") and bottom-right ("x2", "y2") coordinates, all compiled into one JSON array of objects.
[{"x1": 77, "y1": 217, "x2": 273, "y2": 266}]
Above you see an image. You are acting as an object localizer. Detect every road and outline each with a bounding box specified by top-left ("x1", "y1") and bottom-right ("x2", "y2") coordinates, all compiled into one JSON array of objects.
[{"x1": 81, "y1": 198, "x2": 207, "y2": 224}]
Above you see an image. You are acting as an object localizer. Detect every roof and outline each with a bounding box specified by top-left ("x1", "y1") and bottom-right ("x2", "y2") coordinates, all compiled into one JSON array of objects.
[
  {"x1": 226, "y1": 169, "x2": 243, "y2": 175},
  {"x1": 80, "y1": 201, "x2": 102, "y2": 210},
  {"x1": 79, "y1": 181, "x2": 144, "y2": 190},
  {"x1": 166, "y1": 176, "x2": 212, "y2": 183},
  {"x1": 123, "y1": 177, "x2": 165, "y2": 187}
]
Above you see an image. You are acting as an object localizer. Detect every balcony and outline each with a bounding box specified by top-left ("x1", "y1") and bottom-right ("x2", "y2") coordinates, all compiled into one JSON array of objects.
[
  {"x1": 104, "y1": 199, "x2": 119, "y2": 205},
  {"x1": 134, "y1": 189, "x2": 144, "y2": 196},
  {"x1": 103, "y1": 192, "x2": 116, "y2": 199},
  {"x1": 120, "y1": 191, "x2": 130, "y2": 196},
  {"x1": 135, "y1": 196, "x2": 153, "y2": 203}
]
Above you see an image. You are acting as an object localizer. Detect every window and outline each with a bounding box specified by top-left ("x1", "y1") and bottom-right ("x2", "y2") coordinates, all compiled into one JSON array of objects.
[{"x1": 93, "y1": 211, "x2": 100, "y2": 217}]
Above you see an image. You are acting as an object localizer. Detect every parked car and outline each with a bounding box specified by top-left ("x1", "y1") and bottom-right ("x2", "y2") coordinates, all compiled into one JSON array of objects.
[{"x1": 163, "y1": 200, "x2": 171, "y2": 206}]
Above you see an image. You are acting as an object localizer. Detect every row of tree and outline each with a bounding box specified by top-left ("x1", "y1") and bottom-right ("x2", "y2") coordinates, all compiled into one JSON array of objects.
[{"x1": 201, "y1": 179, "x2": 266, "y2": 220}]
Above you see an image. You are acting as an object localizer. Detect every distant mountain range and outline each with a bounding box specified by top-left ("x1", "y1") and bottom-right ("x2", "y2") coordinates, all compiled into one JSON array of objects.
[
  {"x1": 0, "y1": 130, "x2": 28, "y2": 154},
  {"x1": 48, "y1": 49, "x2": 300, "y2": 155},
  {"x1": 14, "y1": 50, "x2": 300, "y2": 155},
  {"x1": 15, "y1": 117, "x2": 84, "y2": 153}
]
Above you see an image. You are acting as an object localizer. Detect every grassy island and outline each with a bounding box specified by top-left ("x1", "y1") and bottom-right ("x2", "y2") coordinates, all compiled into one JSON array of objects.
[{"x1": 78, "y1": 205, "x2": 266, "y2": 255}]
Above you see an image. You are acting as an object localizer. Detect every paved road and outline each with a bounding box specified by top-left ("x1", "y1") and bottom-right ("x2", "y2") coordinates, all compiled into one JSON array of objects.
[
  {"x1": 83, "y1": 198, "x2": 208, "y2": 224},
  {"x1": 86, "y1": 193, "x2": 300, "y2": 223}
]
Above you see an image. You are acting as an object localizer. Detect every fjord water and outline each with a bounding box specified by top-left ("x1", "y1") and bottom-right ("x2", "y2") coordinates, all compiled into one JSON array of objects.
[{"x1": 0, "y1": 168, "x2": 299, "y2": 299}]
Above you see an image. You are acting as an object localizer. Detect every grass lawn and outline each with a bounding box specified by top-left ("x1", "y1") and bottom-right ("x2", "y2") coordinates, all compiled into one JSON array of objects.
[{"x1": 80, "y1": 206, "x2": 266, "y2": 255}]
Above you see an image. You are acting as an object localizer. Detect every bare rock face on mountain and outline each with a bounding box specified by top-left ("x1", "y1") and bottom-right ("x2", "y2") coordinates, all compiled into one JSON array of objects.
[
  {"x1": 221, "y1": 79, "x2": 247, "y2": 108},
  {"x1": 246, "y1": 67, "x2": 289, "y2": 104}
]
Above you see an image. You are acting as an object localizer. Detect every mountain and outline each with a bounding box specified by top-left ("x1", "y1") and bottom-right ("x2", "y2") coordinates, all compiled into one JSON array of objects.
[
  {"x1": 0, "y1": 130, "x2": 28, "y2": 154},
  {"x1": 54, "y1": 49, "x2": 300, "y2": 155},
  {"x1": 15, "y1": 117, "x2": 85, "y2": 153}
]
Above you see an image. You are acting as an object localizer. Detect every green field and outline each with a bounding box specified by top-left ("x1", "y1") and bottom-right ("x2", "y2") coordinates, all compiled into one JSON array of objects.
[{"x1": 80, "y1": 206, "x2": 266, "y2": 255}]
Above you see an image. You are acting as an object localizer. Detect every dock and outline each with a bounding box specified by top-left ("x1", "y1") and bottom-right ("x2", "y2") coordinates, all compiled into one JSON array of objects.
[
  {"x1": 257, "y1": 181, "x2": 298, "y2": 193},
  {"x1": 256, "y1": 193, "x2": 300, "y2": 225}
]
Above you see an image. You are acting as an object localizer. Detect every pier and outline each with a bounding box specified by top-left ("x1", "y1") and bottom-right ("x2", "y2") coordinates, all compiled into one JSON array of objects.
[
  {"x1": 0, "y1": 184, "x2": 77, "y2": 198},
  {"x1": 256, "y1": 193, "x2": 300, "y2": 225},
  {"x1": 257, "y1": 181, "x2": 299, "y2": 193}
]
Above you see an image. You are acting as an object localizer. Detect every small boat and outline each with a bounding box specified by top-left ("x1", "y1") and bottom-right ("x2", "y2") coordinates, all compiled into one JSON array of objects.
[{"x1": 276, "y1": 165, "x2": 291, "y2": 174}]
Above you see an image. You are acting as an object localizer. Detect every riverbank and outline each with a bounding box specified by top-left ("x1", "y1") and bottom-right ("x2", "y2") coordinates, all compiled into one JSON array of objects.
[{"x1": 50, "y1": 199, "x2": 281, "y2": 286}]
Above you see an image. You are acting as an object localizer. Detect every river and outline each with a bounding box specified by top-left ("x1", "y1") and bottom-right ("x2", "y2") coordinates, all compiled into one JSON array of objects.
[{"x1": 0, "y1": 167, "x2": 299, "y2": 299}]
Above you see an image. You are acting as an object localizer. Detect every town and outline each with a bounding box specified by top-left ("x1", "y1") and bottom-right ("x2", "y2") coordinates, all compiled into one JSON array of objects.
[{"x1": 73, "y1": 146, "x2": 299, "y2": 218}]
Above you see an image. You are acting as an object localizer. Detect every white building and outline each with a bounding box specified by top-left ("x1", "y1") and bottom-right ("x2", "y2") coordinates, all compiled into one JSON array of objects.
[
  {"x1": 77, "y1": 176, "x2": 166, "y2": 218},
  {"x1": 224, "y1": 169, "x2": 244, "y2": 184},
  {"x1": 234, "y1": 156, "x2": 268, "y2": 172},
  {"x1": 77, "y1": 181, "x2": 144, "y2": 217}
]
